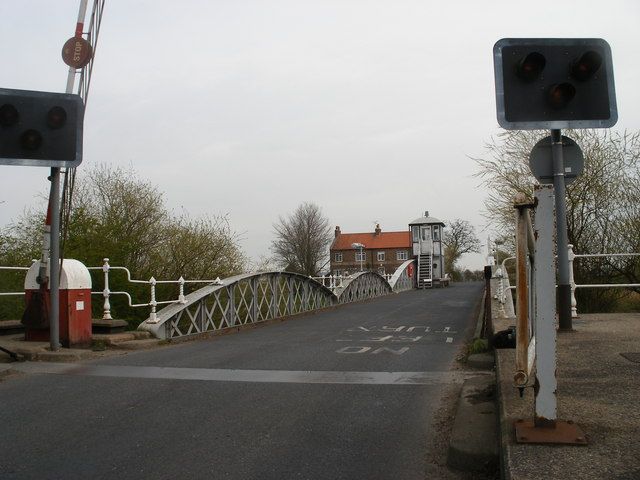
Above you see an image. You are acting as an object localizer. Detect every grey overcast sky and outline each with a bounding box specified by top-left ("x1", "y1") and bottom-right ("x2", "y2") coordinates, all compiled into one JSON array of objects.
[{"x1": 1, "y1": 0, "x2": 639, "y2": 270}]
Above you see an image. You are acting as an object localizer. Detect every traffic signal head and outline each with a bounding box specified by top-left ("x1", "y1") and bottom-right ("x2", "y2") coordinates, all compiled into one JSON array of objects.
[
  {"x1": 493, "y1": 38, "x2": 617, "y2": 130},
  {"x1": 0, "y1": 88, "x2": 84, "y2": 167}
]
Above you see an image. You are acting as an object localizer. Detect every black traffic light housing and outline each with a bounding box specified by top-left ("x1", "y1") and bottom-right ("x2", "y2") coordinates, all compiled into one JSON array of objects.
[
  {"x1": 0, "y1": 88, "x2": 84, "y2": 167},
  {"x1": 493, "y1": 38, "x2": 617, "y2": 130}
]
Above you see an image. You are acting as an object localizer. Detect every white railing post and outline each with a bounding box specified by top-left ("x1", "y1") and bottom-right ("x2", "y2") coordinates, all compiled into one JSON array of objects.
[
  {"x1": 102, "y1": 258, "x2": 112, "y2": 320},
  {"x1": 178, "y1": 276, "x2": 186, "y2": 304},
  {"x1": 149, "y1": 276, "x2": 158, "y2": 323},
  {"x1": 568, "y1": 244, "x2": 578, "y2": 318}
]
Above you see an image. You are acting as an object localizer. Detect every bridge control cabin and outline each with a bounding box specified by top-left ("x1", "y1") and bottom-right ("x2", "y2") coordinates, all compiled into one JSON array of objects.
[
  {"x1": 409, "y1": 212, "x2": 446, "y2": 288},
  {"x1": 329, "y1": 212, "x2": 447, "y2": 288}
]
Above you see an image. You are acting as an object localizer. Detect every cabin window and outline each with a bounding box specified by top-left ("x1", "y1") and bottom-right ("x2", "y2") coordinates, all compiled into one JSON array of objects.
[{"x1": 412, "y1": 226, "x2": 419, "y2": 242}]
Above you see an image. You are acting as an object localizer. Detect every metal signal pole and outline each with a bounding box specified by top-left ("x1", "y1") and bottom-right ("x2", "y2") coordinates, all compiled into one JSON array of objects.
[
  {"x1": 551, "y1": 130, "x2": 573, "y2": 331},
  {"x1": 46, "y1": 0, "x2": 90, "y2": 351}
]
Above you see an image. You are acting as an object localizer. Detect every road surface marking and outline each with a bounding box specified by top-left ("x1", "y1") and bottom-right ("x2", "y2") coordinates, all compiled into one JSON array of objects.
[
  {"x1": 5, "y1": 362, "x2": 487, "y2": 385},
  {"x1": 371, "y1": 347, "x2": 409, "y2": 355},
  {"x1": 337, "y1": 346, "x2": 371, "y2": 354}
]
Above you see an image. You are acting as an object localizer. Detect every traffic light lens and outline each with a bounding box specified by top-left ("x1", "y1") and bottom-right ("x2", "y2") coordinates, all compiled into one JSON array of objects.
[
  {"x1": 547, "y1": 83, "x2": 576, "y2": 109},
  {"x1": 517, "y1": 52, "x2": 546, "y2": 82},
  {"x1": 20, "y1": 129, "x2": 43, "y2": 151},
  {"x1": 571, "y1": 51, "x2": 603, "y2": 81},
  {"x1": 0, "y1": 103, "x2": 19, "y2": 127},
  {"x1": 47, "y1": 106, "x2": 67, "y2": 129}
]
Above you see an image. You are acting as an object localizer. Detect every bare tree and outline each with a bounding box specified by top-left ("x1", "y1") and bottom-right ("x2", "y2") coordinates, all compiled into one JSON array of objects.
[
  {"x1": 443, "y1": 219, "x2": 481, "y2": 277},
  {"x1": 0, "y1": 164, "x2": 246, "y2": 324},
  {"x1": 474, "y1": 129, "x2": 640, "y2": 312},
  {"x1": 271, "y1": 202, "x2": 332, "y2": 276}
]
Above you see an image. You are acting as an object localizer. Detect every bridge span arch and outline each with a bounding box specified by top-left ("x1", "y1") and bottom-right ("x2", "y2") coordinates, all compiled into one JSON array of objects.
[{"x1": 139, "y1": 260, "x2": 416, "y2": 340}]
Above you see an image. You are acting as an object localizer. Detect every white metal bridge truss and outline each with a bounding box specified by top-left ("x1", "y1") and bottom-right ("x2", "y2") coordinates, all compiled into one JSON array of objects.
[{"x1": 140, "y1": 261, "x2": 415, "y2": 340}]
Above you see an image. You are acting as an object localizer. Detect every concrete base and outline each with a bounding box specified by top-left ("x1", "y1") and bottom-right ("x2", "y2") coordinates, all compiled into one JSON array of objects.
[
  {"x1": 0, "y1": 320, "x2": 24, "y2": 336},
  {"x1": 447, "y1": 375, "x2": 498, "y2": 473},
  {"x1": 92, "y1": 318, "x2": 128, "y2": 334},
  {"x1": 467, "y1": 352, "x2": 495, "y2": 370}
]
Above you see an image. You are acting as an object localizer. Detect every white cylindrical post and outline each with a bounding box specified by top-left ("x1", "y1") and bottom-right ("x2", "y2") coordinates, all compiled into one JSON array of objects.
[
  {"x1": 533, "y1": 185, "x2": 558, "y2": 426},
  {"x1": 178, "y1": 276, "x2": 186, "y2": 303},
  {"x1": 102, "y1": 257, "x2": 112, "y2": 320},
  {"x1": 568, "y1": 245, "x2": 578, "y2": 318},
  {"x1": 149, "y1": 276, "x2": 157, "y2": 323}
]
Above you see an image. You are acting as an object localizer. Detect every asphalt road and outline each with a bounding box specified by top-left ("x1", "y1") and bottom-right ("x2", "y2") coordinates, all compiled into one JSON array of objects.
[{"x1": 0, "y1": 282, "x2": 483, "y2": 480}]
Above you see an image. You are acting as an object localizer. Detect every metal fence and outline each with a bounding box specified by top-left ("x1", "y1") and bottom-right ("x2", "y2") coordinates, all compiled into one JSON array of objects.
[
  {"x1": 86, "y1": 258, "x2": 220, "y2": 323},
  {"x1": 1, "y1": 259, "x2": 418, "y2": 339},
  {"x1": 139, "y1": 271, "x2": 337, "y2": 339},
  {"x1": 0, "y1": 266, "x2": 31, "y2": 297},
  {"x1": 140, "y1": 261, "x2": 416, "y2": 339},
  {"x1": 497, "y1": 248, "x2": 640, "y2": 318}
]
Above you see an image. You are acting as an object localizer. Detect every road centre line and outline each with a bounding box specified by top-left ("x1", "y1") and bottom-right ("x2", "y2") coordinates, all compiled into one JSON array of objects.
[{"x1": 3, "y1": 363, "x2": 486, "y2": 385}]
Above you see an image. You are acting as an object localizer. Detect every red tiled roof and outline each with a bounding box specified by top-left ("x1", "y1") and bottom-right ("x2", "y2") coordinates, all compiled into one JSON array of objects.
[{"x1": 331, "y1": 231, "x2": 411, "y2": 250}]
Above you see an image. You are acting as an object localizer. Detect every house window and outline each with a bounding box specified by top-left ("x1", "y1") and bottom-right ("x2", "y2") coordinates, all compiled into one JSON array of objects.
[
  {"x1": 355, "y1": 251, "x2": 366, "y2": 262},
  {"x1": 377, "y1": 251, "x2": 385, "y2": 262},
  {"x1": 334, "y1": 269, "x2": 342, "y2": 276},
  {"x1": 396, "y1": 250, "x2": 408, "y2": 261},
  {"x1": 334, "y1": 252, "x2": 343, "y2": 262}
]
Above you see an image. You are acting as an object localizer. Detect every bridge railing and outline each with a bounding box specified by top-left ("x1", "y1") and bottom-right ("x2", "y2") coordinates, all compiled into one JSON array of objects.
[
  {"x1": 494, "y1": 257, "x2": 516, "y2": 318},
  {"x1": 139, "y1": 271, "x2": 337, "y2": 339},
  {"x1": 0, "y1": 265, "x2": 32, "y2": 298},
  {"x1": 569, "y1": 250, "x2": 640, "y2": 316},
  {"x1": 310, "y1": 274, "x2": 348, "y2": 291},
  {"x1": 1, "y1": 260, "x2": 415, "y2": 333},
  {"x1": 86, "y1": 258, "x2": 221, "y2": 322},
  {"x1": 498, "y1": 247, "x2": 640, "y2": 318},
  {"x1": 139, "y1": 268, "x2": 406, "y2": 339},
  {"x1": 332, "y1": 271, "x2": 393, "y2": 304},
  {"x1": 387, "y1": 259, "x2": 416, "y2": 293}
]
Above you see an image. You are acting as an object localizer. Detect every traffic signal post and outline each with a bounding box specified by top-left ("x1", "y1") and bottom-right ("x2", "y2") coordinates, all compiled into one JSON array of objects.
[
  {"x1": 493, "y1": 37, "x2": 617, "y2": 444},
  {"x1": 493, "y1": 38, "x2": 617, "y2": 331},
  {"x1": 0, "y1": 89, "x2": 85, "y2": 351},
  {"x1": 550, "y1": 128, "x2": 572, "y2": 331}
]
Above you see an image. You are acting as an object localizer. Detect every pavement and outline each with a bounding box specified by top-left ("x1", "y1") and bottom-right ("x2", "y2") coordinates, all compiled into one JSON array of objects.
[
  {"x1": 490, "y1": 279, "x2": 640, "y2": 480},
  {"x1": 0, "y1": 329, "x2": 164, "y2": 364}
]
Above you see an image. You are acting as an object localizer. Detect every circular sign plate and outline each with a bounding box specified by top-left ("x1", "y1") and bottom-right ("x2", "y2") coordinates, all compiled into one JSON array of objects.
[
  {"x1": 61, "y1": 36, "x2": 93, "y2": 69},
  {"x1": 529, "y1": 135, "x2": 584, "y2": 185}
]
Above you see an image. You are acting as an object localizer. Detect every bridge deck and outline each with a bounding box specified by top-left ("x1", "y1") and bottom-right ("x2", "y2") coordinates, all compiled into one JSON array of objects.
[{"x1": 0, "y1": 282, "x2": 483, "y2": 480}]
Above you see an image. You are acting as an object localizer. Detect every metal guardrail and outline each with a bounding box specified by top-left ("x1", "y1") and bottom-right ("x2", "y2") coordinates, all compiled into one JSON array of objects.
[
  {"x1": 498, "y1": 249, "x2": 640, "y2": 318},
  {"x1": 141, "y1": 261, "x2": 417, "y2": 340},
  {"x1": 138, "y1": 270, "x2": 397, "y2": 339},
  {"x1": 0, "y1": 266, "x2": 31, "y2": 297},
  {"x1": 86, "y1": 258, "x2": 221, "y2": 323},
  {"x1": 1, "y1": 259, "x2": 417, "y2": 336}
]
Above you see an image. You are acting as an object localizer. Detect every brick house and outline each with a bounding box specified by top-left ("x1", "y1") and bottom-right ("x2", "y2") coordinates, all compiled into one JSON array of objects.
[{"x1": 329, "y1": 224, "x2": 412, "y2": 276}]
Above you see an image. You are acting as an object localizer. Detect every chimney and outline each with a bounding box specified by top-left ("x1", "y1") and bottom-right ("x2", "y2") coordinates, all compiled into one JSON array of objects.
[
  {"x1": 424, "y1": 211, "x2": 429, "y2": 217},
  {"x1": 335, "y1": 225, "x2": 341, "y2": 237},
  {"x1": 374, "y1": 224, "x2": 381, "y2": 235}
]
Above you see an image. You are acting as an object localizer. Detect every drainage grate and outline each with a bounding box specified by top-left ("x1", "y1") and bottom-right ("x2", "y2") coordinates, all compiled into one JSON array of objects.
[{"x1": 620, "y1": 352, "x2": 640, "y2": 364}]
